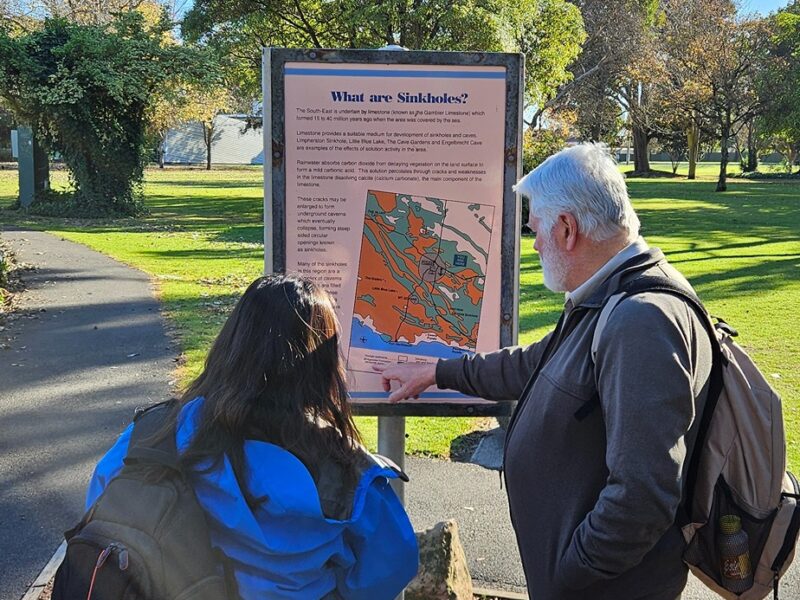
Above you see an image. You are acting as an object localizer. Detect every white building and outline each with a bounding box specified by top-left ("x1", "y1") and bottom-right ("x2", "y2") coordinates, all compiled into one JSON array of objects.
[{"x1": 163, "y1": 114, "x2": 263, "y2": 165}]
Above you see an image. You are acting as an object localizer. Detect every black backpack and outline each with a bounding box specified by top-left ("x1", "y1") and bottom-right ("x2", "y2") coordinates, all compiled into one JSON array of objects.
[{"x1": 53, "y1": 402, "x2": 236, "y2": 600}]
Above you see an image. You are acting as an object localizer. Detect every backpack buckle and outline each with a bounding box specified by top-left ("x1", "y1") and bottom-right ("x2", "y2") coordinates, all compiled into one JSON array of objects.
[{"x1": 713, "y1": 318, "x2": 739, "y2": 337}]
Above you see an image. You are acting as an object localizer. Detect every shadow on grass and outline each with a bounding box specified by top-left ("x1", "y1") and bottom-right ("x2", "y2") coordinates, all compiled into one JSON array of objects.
[
  {"x1": 513, "y1": 178, "x2": 799, "y2": 337},
  {"x1": 628, "y1": 180, "x2": 800, "y2": 301},
  {"x1": 143, "y1": 246, "x2": 263, "y2": 261},
  {"x1": 449, "y1": 429, "x2": 492, "y2": 462},
  {"x1": 214, "y1": 225, "x2": 264, "y2": 244},
  {"x1": 148, "y1": 178, "x2": 263, "y2": 189}
]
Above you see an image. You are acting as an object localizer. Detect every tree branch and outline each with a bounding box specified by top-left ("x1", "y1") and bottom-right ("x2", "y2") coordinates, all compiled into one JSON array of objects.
[{"x1": 530, "y1": 58, "x2": 607, "y2": 125}]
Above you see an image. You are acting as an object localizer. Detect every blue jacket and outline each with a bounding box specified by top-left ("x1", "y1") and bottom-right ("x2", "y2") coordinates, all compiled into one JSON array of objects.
[{"x1": 86, "y1": 398, "x2": 419, "y2": 599}]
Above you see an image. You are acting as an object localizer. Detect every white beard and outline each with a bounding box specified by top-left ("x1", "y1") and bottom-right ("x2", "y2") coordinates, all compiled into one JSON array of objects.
[{"x1": 540, "y1": 249, "x2": 569, "y2": 293}]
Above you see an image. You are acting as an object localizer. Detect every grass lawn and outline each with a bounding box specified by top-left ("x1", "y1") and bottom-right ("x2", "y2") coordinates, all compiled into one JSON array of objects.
[{"x1": 1, "y1": 164, "x2": 799, "y2": 465}]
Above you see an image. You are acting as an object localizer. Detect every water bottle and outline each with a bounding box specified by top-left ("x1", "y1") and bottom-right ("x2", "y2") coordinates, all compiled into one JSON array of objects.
[{"x1": 718, "y1": 514, "x2": 754, "y2": 593}]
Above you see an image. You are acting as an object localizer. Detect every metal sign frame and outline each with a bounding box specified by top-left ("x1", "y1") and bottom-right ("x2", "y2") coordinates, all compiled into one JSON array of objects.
[{"x1": 264, "y1": 47, "x2": 523, "y2": 417}]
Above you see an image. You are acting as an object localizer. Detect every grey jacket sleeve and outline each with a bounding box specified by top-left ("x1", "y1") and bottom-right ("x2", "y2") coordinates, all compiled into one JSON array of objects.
[
  {"x1": 435, "y1": 330, "x2": 555, "y2": 400},
  {"x1": 558, "y1": 293, "x2": 711, "y2": 588}
]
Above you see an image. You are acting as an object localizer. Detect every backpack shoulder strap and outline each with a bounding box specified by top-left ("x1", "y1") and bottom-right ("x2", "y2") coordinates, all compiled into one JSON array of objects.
[
  {"x1": 591, "y1": 292, "x2": 626, "y2": 364},
  {"x1": 123, "y1": 400, "x2": 182, "y2": 472},
  {"x1": 591, "y1": 275, "x2": 723, "y2": 365}
]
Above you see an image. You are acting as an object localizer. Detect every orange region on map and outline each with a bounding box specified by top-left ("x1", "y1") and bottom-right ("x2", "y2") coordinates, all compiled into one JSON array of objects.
[{"x1": 350, "y1": 190, "x2": 493, "y2": 361}]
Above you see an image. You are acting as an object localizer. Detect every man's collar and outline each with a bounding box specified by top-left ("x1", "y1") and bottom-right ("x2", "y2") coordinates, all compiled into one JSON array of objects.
[{"x1": 565, "y1": 237, "x2": 650, "y2": 308}]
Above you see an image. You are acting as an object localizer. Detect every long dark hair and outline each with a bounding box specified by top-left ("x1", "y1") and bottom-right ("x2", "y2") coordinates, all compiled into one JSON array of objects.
[{"x1": 175, "y1": 274, "x2": 361, "y2": 507}]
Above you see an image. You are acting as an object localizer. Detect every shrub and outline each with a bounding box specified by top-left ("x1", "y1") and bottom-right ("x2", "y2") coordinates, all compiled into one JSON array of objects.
[{"x1": 521, "y1": 128, "x2": 567, "y2": 228}]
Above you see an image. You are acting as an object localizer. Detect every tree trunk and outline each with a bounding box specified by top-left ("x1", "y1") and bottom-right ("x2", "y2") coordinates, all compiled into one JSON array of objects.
[
  {"x1": 687, "y1": 120, "x2": 699, "y2": 180},
  {"x1": 158, "y1": 133, "x2": 165, "y2": 169},
  {"x1": 204, "y1": 124, "x2": 212, "y2": 171},
  {"x1": 633, "y1": 125, "x2": 650, "y2": 174},
  {"x1": 746, "y1": 122, "x2": 758, "y2": 172},
  {"x1": 717, "y1": 122, "x2": 730, "y2": 192}
]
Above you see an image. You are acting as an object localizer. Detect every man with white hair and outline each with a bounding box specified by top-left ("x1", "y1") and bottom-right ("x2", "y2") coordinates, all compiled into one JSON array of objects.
[{"x1": 379, "y1": 143, "x2": 713, "y2": 599}]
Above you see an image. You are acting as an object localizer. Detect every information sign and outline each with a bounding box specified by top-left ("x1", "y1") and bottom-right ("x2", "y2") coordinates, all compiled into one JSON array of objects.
[{"x1": 265, "y1": 48, "x2": 522, "y2": 416}]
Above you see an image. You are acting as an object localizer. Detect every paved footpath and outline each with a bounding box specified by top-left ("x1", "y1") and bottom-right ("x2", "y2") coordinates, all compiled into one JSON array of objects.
[
  {"x1": 0, "y1": 229, "x2": 175, "y2": 600},
  {"x1": 1, "y1": 228, "x2": 797, "y2": 599}
]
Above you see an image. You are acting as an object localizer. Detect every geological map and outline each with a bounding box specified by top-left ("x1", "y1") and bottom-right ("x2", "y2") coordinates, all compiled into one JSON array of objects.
[{"x1": 348, "y1": 190, "x2": 494, "y2": 372}]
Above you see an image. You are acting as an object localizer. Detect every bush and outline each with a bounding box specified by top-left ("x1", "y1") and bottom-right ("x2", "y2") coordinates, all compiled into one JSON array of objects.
[
  {"x1": 521, "y1": 129, "x2": 567, "y2": 228},
  {"x1": 28, "y1": 189, "x2": 148, "y2": 218},
  {"x1": 741, "y1": 170, "x2": 800, "y2": 180}
]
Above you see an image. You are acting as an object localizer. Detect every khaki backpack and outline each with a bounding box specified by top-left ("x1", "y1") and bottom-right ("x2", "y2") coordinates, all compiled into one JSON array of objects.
[{"x1": 592, "y1": 275, "x2": 800, "y2": 600}]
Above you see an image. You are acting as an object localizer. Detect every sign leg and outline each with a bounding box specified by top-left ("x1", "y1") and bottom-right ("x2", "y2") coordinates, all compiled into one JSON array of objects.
[
  {"x1": 378, "y1": 415, "x2": 406, "y2": 502},
  {"x1": 377, "y1": 415, "x2": 406, "y2": 600}
]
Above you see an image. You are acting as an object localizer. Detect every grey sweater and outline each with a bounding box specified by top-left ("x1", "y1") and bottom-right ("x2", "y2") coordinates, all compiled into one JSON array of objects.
[{"x1": 437, "y1": 249, "x2": 713, "y2": 600}]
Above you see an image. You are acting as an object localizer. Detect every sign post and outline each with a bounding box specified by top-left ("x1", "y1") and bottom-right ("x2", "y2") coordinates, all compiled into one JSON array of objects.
[
  {"x1": 378, "y1": 416, "x2": 407, "y2": 501},
  {"x1": 16, "y1": 125, "x2": 49, "y2": 209}
]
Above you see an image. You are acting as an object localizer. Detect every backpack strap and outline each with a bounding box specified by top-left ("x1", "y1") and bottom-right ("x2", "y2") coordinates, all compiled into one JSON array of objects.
[
  {"x1": 123, "y1": 400, "x2": 182, "y2": 473},
  {"x1": 589, "y1": 275, "x2": 726, "y2": 524},
  {"x1": 372, "y1": 453, "x2": 410, "y2": 482}
]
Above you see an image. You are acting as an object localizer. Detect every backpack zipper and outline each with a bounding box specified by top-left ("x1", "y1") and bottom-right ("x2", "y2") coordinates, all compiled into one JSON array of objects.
[{"x1": 86, "y1": 543, "x2": 128, "y2": 600}]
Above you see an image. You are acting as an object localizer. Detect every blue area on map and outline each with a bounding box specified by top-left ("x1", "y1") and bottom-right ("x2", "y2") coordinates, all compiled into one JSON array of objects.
[
  {"x1": 453, "y1": 254, "x2": 467, "y2": 267},
  {"x1": 351, "y1": 317, "x2": 472, "y2": 359}
]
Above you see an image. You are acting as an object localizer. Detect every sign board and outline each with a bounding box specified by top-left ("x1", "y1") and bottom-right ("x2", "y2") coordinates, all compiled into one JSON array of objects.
[{"x1": 264, "y1": 48, "x2": 522, "y2": 416}]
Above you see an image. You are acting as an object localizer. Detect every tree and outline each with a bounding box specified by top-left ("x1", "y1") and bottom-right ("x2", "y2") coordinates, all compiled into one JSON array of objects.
[
  {"x1": 570, "y1": 91, "x2": 622, "y2": 144},
  {"x1": 183, "y1": 86, "x2": 233, "y2": 170},
  {"x1": 501, "y1": 0, "x2": 585, "y2": 116},
  {"x1": 148, "y1": 75, "x2": 241, "y2": 169},
  {"x1": 732, "y1": 117, "x2": 767, "y2": 172},
  {"x1": 657, "y1": 0, "x2": 779, "y2": 190},
  {"x1": 653, "y1": 124, "x2": 688, "y2": 175},
  {"x1": 760, "y1": 2, "x2": 800, "y2": 173},
  {"x1": 547, "y1": 0, "x2": 666, "y2": 173},
  {"x1": 4, "y1": 0, "x2": 147, "y2": 25},
  {"x1": 182, "y1": 0, "x2": 586, "y2": 115},
  {"x1": 0, "y1": 12, "x2": 217, "y2": 215},
  {"x1": 656, "y1": 0, "x2": 728, "y2": 180},
  {"x1": 703, "y1": 18, "x2": 776, "y2": 190}
]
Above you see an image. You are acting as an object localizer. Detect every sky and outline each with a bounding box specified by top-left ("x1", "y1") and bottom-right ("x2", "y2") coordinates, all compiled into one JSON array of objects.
[{"x1": 742, "y1": 0, "x2": 794, "y2": 14}]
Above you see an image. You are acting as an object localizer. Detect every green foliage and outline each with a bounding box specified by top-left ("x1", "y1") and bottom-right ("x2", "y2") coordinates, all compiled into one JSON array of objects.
[
  {"x1": 522, "y1": 127, "x2": 565, "y2": 173},
  {"x1": 655, "y1": 129, "x2": 689, "y2": 174},
  {"x1": 500, "y1": 0, "x2": 585, "y2": 108},
  {"x1": 0, "y1": 106, "x2": 14, "y2": 155},
  {"x1": 760, "y1": 8, "x2": 800, "y2": 172},
  {"x1": 182, "y1": 0, "x2": 585, "y2": 110},
  {"x1": 0, "y1": 13, "x2": 218, "y2": 217}
]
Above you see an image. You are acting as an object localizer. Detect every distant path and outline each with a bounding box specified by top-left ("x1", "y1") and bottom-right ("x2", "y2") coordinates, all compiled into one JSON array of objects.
[{"x1": 0, "y1": 229, "x2": 175, "y2": 600}]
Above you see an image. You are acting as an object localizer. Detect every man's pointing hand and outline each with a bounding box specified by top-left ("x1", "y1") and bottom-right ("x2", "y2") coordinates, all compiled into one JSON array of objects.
[{"x1": 373, "y1": 363, "x2": 437, "y2": 403}]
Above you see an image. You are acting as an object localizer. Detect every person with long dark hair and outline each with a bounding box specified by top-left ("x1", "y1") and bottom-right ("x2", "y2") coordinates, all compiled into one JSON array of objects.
[{"x1": 85, "y1": 275, "x2": 419, "y2": 599}]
